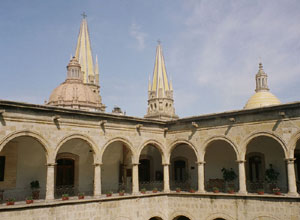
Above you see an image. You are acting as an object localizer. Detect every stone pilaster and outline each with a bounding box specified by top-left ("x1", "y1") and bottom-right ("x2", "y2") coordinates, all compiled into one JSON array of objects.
[
  {"x1": 286, "y1": 158, "x2": 298, "y2": 196},
  {"x1": 45, "y1": 163, "x2": 56, "y2": 200},
  {"x1": 132, "y1": 163, "x2": 139, "y2": 194},
  {"x1": 197, "y1": 161, "x2": 205, "y2": 193},
  {"x1": 94, "y1": 163, "x2": 102, "y2": 196},
  {"x1": 237, "y1": 160, "x2": 247, "y2": 194},
  {"x1": 163, "y1": 163, "x2": 170, "y2": 192}
]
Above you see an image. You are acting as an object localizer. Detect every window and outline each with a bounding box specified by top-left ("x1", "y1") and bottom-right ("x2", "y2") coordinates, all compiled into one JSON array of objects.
[{"x1": 0, "y1": 156, "x2": 5, "y2": 181}]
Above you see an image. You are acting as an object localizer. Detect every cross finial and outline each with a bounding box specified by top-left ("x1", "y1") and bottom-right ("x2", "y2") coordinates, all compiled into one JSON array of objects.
[
  {"x1": 157, "y1": 39, "x2": 161, "y2": 45},
  {"x1": 81, "y1": 12, "x2": 87, "y2": 19}
]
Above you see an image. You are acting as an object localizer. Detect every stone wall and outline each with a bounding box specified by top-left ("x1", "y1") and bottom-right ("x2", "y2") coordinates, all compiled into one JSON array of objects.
[{"x1": 0, "y1": 194, "x2": 299, "y2": 220}]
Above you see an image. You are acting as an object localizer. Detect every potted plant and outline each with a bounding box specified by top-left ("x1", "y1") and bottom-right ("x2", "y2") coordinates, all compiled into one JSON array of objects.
[
  {"x1": 78, "y1": 192, "x2": 85, "y2": 199},
  {"x1": 140, "y1": 188, "x2": 146, "y2": 194},
  {"x1": 152, "y1": 188, "x2": 158, "y2": 193},
  {"x1": 265, "y1": 164, "x2": 279, "y2": 191},
  {"x1": 30, "y1": 180, "x2": 40, "y2": 200},
  {"x1": 189, "y1": 188, "x2": 195, "y2": 193},
  {"x1": 273, "y1": 187, "x2": 281, "y2": 195},
  {"x1": 6, "y1": 198, "x2": 15, "y2": 206},
  {"x1": 213, "y1": 187, "x2": 219, "y2": 193},
  {"x1": 106, "y1": 191, "x2": 112, "y2": 197},
  {"x1": 227, "y1": 187, "x2": 235, "y2": 194},
  {"x1": 62, "y1": 194, "x2": 69, "y2": 200},
  {"x1": 26, "y1": 196, "x2": 33, "y2": 204},
  {"x1": 221, "y1": 168, "x2": 237, "y2": 192},
  {"x1": 119, "y1": 190, "x2": 125, "y2": 196},
  {"x1": 176, "y1": 187, "x2": 181, "y2": 193},
  {"x1": 257, "y1": 189, "x2": 264, "y2": 195}
]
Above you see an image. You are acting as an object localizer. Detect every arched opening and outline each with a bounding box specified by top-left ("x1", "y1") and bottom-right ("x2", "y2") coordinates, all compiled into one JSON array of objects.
[
  {"x1": 204, "y1": 140, "x2": 238, "y2": 193},
  {"x1": 214, "y1": 219, "x2": 226, "y2": 220},
  {"x1": 102, "y1": 141, "x2": 133, "y2": 194},
  {"x1": 149, "y1": 217, "x2": 163, "y2": 220},
  {"x1": 245, "y1": 136, "x2": 287, "y2": 193},
  {"x1": 0, "y1": 136, "x2": 47, "y2": 201},
  {"x1": 294, "y1": 138, "x2": 300, "y2": 193},
  {"x1": 139, "y1": 144, "x2": 163, "y2": 191},
  {"x1": 170, "y1": 144, "x2": 198, "y2": 191},
  {"x1": 173, "y1": 216, "x2": 190, "y2": 220},
  {"x1": 55, "y1": 138, "x2": 94, "y2": 197}
]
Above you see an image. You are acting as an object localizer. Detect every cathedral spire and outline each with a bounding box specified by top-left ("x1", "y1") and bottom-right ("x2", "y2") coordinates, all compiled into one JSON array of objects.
[
  {"x1": 145, "y1": 42, "x2": 178, "y2": 120},
  {"x1": 75, "y1": 13, "x2": 95, "y2": 84}
]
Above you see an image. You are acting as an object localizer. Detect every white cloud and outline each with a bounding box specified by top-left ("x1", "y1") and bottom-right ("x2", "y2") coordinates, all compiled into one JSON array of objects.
[{"x1": 130, "y1": 22, "x2": 147, "y2": 50}]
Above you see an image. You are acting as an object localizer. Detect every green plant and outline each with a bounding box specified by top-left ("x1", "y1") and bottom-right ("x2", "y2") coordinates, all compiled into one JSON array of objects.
[
  {"x1": 140, "y1": 188, "x2": 146, "y2": 193},
  {"x1": 265, "y1": 164, "x2": 279, "y2": 184},
  {"x1": 212, "y1": 187, "x2": 219, "y2": 192},
  {"x1": 78, "y1": 192, "x2": 85, "y2": 196},
  {"x1": 62, "y1": 194, "x2": 69, "y2": 197},
  {"x1": 152, "y1": 187, "x2": 158, "y2": 192},
  {"x1": 221, "y1": 168, "x2": 237, "y2": 182},
  {"x1": 30, "y1": 180, "x2": 40, "y2": 189},
  {"x1": 176, "y1": 187, "x2": 181, "y2": 192},
  {"x1": 26, "y1": 196, "x2": 33, "y2": 200},
  {"x1": 6, "y1": 198, "x2": 15, "y2": 202}
]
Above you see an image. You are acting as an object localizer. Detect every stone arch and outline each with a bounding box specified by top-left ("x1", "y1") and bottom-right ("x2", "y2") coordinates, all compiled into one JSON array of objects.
[
  {"x1": 169, "y1": 210, "x2": 194, "y2": 220},
  {"x1": 0, "y1": 130, "x2": 50, "y2": 159},
  {"x1": 144, "y1": 211, "x2": 166, "y2": 220},
  {"x1": 241, "y1": 131, "x2": 288, "y2": 159},
  {"x1": 205, "y1": 212, "x2": 235, "y2": 220},
  {"x1": 201, "y1": 136, "x2": 239, "y2": 161},
  {"x1": 54, "y1": 134, "x2": 99, "y2": 163},
  {"x1": 138, "y1": 139, "x2": 166, "y2": 164},
  {"x1": 168, "y1": 139, "x2": 198, "y2": 163},
  {"x1": 287, "y1": 131, "x2": 300, "y2": 158},
  {"x1": 251, "y1": 216, "x2": 280, "y2": 220},
  {"x1": 100, "y1": 137, "x2": 136, "y2": 163}
]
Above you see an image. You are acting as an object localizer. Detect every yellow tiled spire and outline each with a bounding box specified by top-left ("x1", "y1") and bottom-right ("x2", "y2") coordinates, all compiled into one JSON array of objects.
[
  {"x1": 75, "y1": 13, "x2": 95, "y2": 84},
  {"x1": 150, "y1": 41, "x2": 171, "y2": 96}
]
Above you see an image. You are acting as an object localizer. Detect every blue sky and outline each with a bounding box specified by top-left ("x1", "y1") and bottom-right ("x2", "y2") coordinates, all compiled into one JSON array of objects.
[{"x1": 0, "y1": 0, "x2": 300, "y2": 118}]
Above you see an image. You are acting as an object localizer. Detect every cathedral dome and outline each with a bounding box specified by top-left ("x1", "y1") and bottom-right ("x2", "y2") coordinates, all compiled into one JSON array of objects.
[
  {"x1": 47, "y1": 57, "x2": 105, "y2": 112},
  {"x1": 244, "y1": 63, "x2": 280, "y2": 109},
  {"x1": 244, "y1": 91, "x2": 281, "y2": 109}
]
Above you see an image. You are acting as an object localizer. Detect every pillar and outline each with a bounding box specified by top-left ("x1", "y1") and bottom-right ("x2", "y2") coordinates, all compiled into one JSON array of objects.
[
  {"x1": 45, "y1": 163, "x2": 56, "y2": 200},
  {"x1": 286, "y1": 158, "x2": 298, "y2": 196},
  {"x1": 197, "y1": 161, "x2": 205, "y2": 193},
  {"x1": 237, "y1": 160, "x2": 247, "y2": 194},
  {"x1": 163, "y1": 163, "x2": 170, "y2": 192},
  {"x1": 94, "y1": 163, "x2": 102, "y2": 196},
  {"x1": 132, "y1": 163, "x2": 139, "y2": 194}
]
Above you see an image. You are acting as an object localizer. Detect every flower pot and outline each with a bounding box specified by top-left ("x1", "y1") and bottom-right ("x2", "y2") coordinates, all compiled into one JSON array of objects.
[
  {"x1": 106, "y1": 193, "x2": 112, "y2": 197},
  {"x1": 274, "y1": 191, "x2": 281, "y2": 195},
  {"x1": 189, "y1": 189, "x2": 195, "y2": 193},
  {"x1": 6, "y1": 201, "x2": 14, "y2": 206},
  {"x1": 62, "y1": 196, "x2": 69, "y2": 201},
  {"x1": 152, "y1": 190, "x2": 158, "y2": 193},
  {"x1": 119, "y1": 192, "x2": 124, "y2": 196},
  {"x1": 26, "y1": 199, "x2": 33, "y2": 204},
  {"x1": 78, "y1": 195, "x2": 84, "y2": 199},
  {"x1": 257, "y1": 191, "x2": 264, "y2": 195},
  {"x1": 213, "y1": 190, "x2": 219, "y2": 193},
  {"x1": 228, "y1": 190, "x2": 235, "y2": 194},
  {"x1": 176, "y1": 189, "x2": 181, "y2": 193},
  {"x1": 141, "y1": 191, "x2": 146, "y2": 194}
]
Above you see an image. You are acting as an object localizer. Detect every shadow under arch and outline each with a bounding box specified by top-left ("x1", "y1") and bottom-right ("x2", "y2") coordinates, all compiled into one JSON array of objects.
[
  {"x1": 0, "y1": 130, "x2": 50, "y2": 158},
  {"x1": 241, "y1": 131, "x2": 288, "y2": 159},
  {"x1": 205, "y1": 212, "x2": 235, "y2": 220},
  {"x1": 202, "y1": 136, "x2": 239, "y2": 161},
  {"x1": 138, "y1": 139, "x2": 166, "y2": 164},
  {"x1": 167, "y1": 139, "x2": 198, "y2": 163},
  {"x1": 100, "y1": 137, "x2": 136, "y2": 163},
  {"x1": 54, "y1": 133, "x2": 99, "y2": 162}
]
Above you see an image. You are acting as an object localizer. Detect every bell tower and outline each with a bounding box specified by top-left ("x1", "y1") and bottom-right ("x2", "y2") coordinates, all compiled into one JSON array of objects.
[{"x1": 144, "y1": 42, "x2": 178, "y2": 120}]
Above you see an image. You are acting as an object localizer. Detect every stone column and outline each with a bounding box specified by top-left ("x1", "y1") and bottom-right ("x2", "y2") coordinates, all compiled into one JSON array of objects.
[
  {"x1": 132, "y1": 163, "x2": 139, "y2": 194},
  {"x1": 163, "y1": 163, "x2": 170, "y2": 192},
  {"x1": 197, "y1": 161, "x2": 205, "y2": 193},
  {"x1": 45, "y1": 163, "x2": 56, "y2": 200},
  {"x1": 286, "y1": 158, "x2": 298, "y2": 196},
  {"x1": 94, "y1": 163, "x2": 102, "y2": 196},
  {"x1": 237, "y1": 160, "x2": 247, "y2": 194}
]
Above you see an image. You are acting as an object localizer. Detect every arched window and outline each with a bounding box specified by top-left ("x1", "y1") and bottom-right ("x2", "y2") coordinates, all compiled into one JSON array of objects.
[{"x1": 246, "y1": 152, "x2": 265, "y2": 182}]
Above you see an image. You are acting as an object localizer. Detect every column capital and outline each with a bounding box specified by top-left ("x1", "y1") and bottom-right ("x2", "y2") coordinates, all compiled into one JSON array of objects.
[
  {"x1": 94, "y1": 163, "x2": 102, "y2": 166},
  {"x1": 285, "y1": 158, "x2": 296, "y2": 164},
  {"x1": 196, "y1": 161, "x2": 206, "y2": 165},
  {"x1": 162, "y1": 163, "x2": 170, "y2": 166},
  {"x1": 46, "y1": 163, "x2": 57, "y2": 167},
  {"x1": 132, "y1": 163, "x2": 140, "y2": 166},
  {"x1": 236, "y1": 160, "x2": 246, "y2": 163}
]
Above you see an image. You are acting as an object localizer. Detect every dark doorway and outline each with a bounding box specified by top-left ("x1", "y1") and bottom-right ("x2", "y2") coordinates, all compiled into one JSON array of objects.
[
  {"x1": 173, "y1": 216, "x2": 190, "y2": 220},
  {"x1": 174, "y1": 160, "x2": 186, "y2": 181},
  {"x1": 248, "y1": 154, "x2": 264, "y2": 182},
  {"x1": 139, "y1": 159, "x2": 150, "y2": 182},
  {"x1": 56, "y1": 158, "x2": 75, "y2": 186}
]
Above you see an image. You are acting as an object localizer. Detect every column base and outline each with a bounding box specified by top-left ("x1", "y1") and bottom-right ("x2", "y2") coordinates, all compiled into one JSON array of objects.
[
  {"x1": 163, "y1": 189, "x2": 170, "y2": 193},
  {"x1": 238, "y1": 190, "x2": 247, "y2": 195},
  {"x1": 197, "y1": 190, "x2": 206, "y2": 194},
  {"x1": 287, "y1": 191, "x2": 299, "y2": 196}
]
